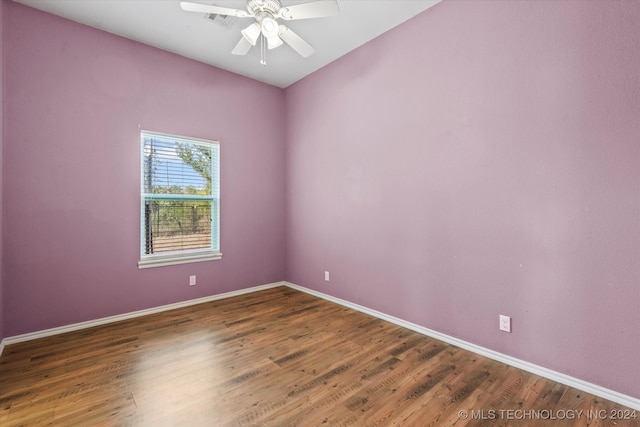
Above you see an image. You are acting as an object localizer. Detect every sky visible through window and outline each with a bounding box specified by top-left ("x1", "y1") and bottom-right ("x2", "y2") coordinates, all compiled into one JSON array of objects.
[{"x1": 143, "y1": 135, "x2": 209, "y2": 195}]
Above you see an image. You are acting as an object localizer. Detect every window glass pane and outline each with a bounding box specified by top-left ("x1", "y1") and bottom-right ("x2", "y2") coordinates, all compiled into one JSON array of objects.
[
  {"x1": 143, "y1": 135, "x2": 212, "y2": 196},
  {"x1": 144, "y1": 200, "x2": 212, "y2": 254}
]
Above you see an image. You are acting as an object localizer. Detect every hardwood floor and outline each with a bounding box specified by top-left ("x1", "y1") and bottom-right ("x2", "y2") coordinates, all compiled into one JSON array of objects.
[{"x1": 1, "y1": 286, "x2": 637, "y2": 426}]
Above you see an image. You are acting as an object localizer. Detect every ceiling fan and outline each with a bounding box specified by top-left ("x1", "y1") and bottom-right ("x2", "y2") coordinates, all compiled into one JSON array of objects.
[{"x1": 180, "y1": 0, "x2": 340, "y2": 64}]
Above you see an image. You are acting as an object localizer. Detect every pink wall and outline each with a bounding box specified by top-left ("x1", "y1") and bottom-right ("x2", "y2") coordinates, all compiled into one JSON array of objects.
[
  {"x1": 3, "y1": 1, "x2": 286, "y2": 336},
  {"x1": 285, "y1": 0, "x2": 640, "y2": 398}
]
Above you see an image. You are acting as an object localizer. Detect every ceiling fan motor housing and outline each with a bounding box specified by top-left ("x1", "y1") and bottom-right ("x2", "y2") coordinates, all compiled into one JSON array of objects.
[{"x1": 247, "y1": 0, "x2": 282, "y2": 16}]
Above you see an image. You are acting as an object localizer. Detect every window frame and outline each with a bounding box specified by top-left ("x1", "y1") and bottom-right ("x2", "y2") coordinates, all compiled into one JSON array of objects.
[{"x1": 138, "y1": 130, "x2": 221, "y2": 269}]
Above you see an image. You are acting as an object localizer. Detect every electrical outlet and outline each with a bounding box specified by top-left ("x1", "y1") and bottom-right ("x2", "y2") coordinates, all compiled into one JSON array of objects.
[
  {"x1": 189, "y1": 275, "x2": 197, "y2": 286},
  {"x1": 499, "y1": 315, "x2": 511, "y2": 332},
  {"x1": 324, "y1": 271, "x2": 330, "y2": 282}
]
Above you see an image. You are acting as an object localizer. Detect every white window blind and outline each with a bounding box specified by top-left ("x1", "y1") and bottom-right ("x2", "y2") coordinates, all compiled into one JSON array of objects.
[{"x1": 139, "y1": 130, "x2": 220, "y2": 268}]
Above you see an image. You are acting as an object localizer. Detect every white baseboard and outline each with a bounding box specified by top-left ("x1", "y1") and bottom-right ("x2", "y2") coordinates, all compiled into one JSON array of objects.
[
  {"x1": 0, "y1": 281, "x2": 284, "y2": 352},
  {"x1": 2, "y1": 279, "x2": 638, "y2": 411},
  {"x1": 283, "y1": 282, "x2": 640, "y2": 411}
]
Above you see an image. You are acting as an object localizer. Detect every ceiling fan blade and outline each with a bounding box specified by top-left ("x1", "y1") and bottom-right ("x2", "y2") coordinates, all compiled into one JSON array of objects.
[
  {"x1": 180, "y1": 1, "x2": 252, "y2": 18},
  {"x1": 231, "y1": 37, "x2": 252, "y2": 55},
  {"x1": 277, "y1": 0, "x2": 339, "y2": 20},
  {"x1": 278, "y1": 25, "x2": 315, "y2": 57}
]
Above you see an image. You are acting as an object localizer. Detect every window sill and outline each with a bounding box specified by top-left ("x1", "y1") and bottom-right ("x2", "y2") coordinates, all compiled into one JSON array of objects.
[{"x1": 138, "y1": 251, "x2": 222, "y2": 269}]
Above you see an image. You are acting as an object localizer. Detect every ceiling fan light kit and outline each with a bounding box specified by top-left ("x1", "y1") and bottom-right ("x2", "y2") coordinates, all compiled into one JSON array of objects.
[
  {"x1": 180, "y1": 0, "x2": 339, "y2": 65},
  {"x1": 240, "y1": 22, "x2": 261, "y2": 45}
]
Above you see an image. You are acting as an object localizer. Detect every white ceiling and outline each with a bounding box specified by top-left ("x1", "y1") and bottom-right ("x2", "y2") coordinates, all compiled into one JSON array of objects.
[{"x1": 15, "y1": 0, "x2": 441, "y2": 88}]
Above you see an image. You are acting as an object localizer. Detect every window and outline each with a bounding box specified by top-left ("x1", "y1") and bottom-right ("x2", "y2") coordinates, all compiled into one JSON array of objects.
[{"x1": 138, "y1": 130, "x2": 221, "y2": 268}]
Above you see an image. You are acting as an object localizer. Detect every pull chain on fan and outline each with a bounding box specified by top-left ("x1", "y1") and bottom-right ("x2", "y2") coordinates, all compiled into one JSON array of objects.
[{"x1": 260, "y1": 33, "x2": 266, "y2": 65}]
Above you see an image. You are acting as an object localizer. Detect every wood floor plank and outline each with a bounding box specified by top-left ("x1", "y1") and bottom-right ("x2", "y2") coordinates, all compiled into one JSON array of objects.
[{"x1": 0, "y1": 286, "x2": 637, "y2": 426}]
